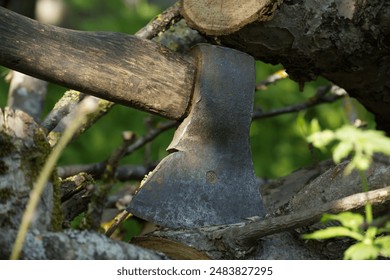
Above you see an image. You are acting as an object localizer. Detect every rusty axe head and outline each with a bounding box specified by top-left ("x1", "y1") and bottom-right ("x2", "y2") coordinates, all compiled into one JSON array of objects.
[{"x1": 127, "y1": 44, "x2": 266, "y2": 229}]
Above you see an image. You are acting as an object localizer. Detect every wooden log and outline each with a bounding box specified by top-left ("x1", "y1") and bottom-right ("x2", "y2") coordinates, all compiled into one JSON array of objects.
[
  {"x1": 181, "y1": 0, "x2": 283, "y2": 36},
  {"x1": 0, "y1": 7, "x2": 196, "y2": 120}
]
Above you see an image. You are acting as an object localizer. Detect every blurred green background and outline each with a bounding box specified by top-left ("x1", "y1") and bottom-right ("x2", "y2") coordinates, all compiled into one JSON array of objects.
[{"x1": 0, "y1": 0, "x2": 375, "y2": 181}]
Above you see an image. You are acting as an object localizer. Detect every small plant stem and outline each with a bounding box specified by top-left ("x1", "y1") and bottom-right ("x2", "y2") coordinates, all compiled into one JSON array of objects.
[
  {"x1": 359, "y1": 170, "x2": 373, "y2": 224},
  {"x1": 10, "y1": 97, "x2": 97, "y2": 260}
]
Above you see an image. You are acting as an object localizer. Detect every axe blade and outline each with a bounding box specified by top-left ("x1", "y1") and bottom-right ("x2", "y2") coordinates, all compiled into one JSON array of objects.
[{"x1": 127, "y1": 44, "x2": 266, "y2": 229}]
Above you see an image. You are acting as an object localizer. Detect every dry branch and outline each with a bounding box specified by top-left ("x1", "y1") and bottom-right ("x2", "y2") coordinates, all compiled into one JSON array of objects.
[
  {"x1": 252, "y1": 85, "x2": 347, "y2": 120},
  {"x1": 220, "y1": 186, "x2": 390, "y2": 247},
  {"x1": 136, "y1": 1, "x2": 182, "y2": 39}
]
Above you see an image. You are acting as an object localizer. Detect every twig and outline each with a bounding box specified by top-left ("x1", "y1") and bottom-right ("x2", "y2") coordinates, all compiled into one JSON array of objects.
[
  {"x1": 217, "y1": 185, "x2": 390, "y2": 247},
  {"x1": 252, "y1": 85, "x2": 347, "y2": 120},
  {"x1": 105, "y1": 132, "x2": 137, "y2": 176},
  {"x1": 60, "y1": 173, "x2": 95, "y2": 225},
  {"x1": 69, "y1": 120, "x2": 175, "y2": 230},
  {"x1": 41, "y1": 90, "x2": 85, "y2": 131},
  {"x1": 136, "y1": 1, "x2": 182, "y2": 40},
  {"x1": 58, "y1": 163, "x2": 156, "y2": 181},
  {"x1": 47, "y1": 95, "x2": 113, "y2": 147},
  {"x1": 255, "y1": 69, "x2": 288, "y2": 91},
  {"x1": 85, "y1": 132, "x2": 136, "y2": 230},
  {"x1": 56, "y1": 121, "x2": 176, "y2": 179},
  {"x1": 125, "y1": 120, "x2": 177, "y2": 156},
  {"x1": 105, "y1": 210, "x2": 133, "y2": 238}
]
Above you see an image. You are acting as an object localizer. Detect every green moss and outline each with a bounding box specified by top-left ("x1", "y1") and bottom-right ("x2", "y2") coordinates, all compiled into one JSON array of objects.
[
  {"x1": 24, "y1": 128, "x2": 51, "y2": 182},
  {"x1": 0, "y1": 132, "x2": 15, "y2": 158},
  {"x1": 31, "y1": 127, "x2": 64, "y2": 231}
]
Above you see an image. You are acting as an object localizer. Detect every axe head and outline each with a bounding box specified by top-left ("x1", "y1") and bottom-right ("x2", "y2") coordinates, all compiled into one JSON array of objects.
[{"x1": 127, "y1": 44, "x2": 266, "y2": 229}]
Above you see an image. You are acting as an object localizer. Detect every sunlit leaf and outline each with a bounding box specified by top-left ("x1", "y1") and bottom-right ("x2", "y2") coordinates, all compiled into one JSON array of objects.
[
  {"x1": 307, "y1": 130, "x2": 335, "y2": 149},
  {"x1": 371, "y1": 136, "x2": 390, "y2": 154},
  {"x1": 303, "y1": 226, "x2": 363, "y2": 241},
  {"x1": 332, "y1": 141, "x2": 353, "y2": 163},
  {"x1": 310, "y1": 119, "x2": 321, "y2": 134},
  {"x1": 344, "y1": 155, "x2": 371, "y2": 174},
  {"x1": 308, "y1": 125, "x2": 390, "y2": 175},
  {"x1": 344, "y1": 242, "x2": 379, "y2": 260},
  {"x1": 320, "y1": 212, "x2": 364, "y2": 231},
  {"x1": 296, "y1": 113, "x2": 309, "y2": 137},
  {"x1": 375, "y1": 236, "x2": 390, "y2": 258},
  {"x1": 364, "y1": 227, "x2": 378, "y2": 241}
]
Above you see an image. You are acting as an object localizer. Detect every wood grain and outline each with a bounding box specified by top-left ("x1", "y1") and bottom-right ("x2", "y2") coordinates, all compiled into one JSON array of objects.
[
  {"x1": 0, "y1": 7, "x2": 196, "y2": 120},
  {"x1": 181, "y1": 0, "x2": 283, "y2": 36}
]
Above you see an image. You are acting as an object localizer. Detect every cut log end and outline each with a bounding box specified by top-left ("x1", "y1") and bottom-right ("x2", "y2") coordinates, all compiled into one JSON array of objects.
[{"x1": 181, "y1": 0, "x2": 283, "y2": 36}]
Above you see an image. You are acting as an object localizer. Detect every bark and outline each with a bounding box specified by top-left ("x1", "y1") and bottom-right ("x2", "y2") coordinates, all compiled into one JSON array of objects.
[
  {"x1": 183, "y1": 0, "x2": 390, "y2": 133},
  {"x1": 0, "y1": 108, "x2": 166, "y2": 260},
  {"x1": 0, "y1": 7, "x2": 196, "y2": 120},
  {"x1": 0, "y1": 229, "x2": 167, "y2": 260},
  {"x1": 0, "y1": 108, "x2": 54, "y2": 232}
]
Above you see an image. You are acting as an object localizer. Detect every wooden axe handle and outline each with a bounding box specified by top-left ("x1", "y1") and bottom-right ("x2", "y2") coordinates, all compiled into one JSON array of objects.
[{"x1": 0, "y1": 7, "x2": 196, "y2": 120}]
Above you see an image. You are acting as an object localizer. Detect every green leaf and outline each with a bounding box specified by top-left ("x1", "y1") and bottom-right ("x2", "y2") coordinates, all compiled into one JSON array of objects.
[
  {"x1": 307, "y1": 130, "x2": 335, "y2": 149},
  {"x1": 320, "y1": 212, "x2": 364, "y2": 232},
  {"x1": 296, "y1": 113, "x2": 309, "y2": 137},
  {"x1": 362, "y1": 130, "x2": 390, "y2": 155},
  {"x1": 308, "y1": 125, "x2": 390, "y2": 175},
  {"x1": 353, "y1": 154, "x2": 371, "y2": 171},
  {"x1": 303, "y1": 226, "x2": 363, "y2": 241},
  {"x1": 364, "y1": 227, "x2": 377, "y2": 241},
  {"x1": 344, "y1": 242, "x2": 379, "y2": 260},
  {"x1": 344, "y1": 155, "x2": 371, "y2": 175},
  {"x1": 374, "y1": 236, "x2": 390, "y2": 258},
  {"x1": 310, "y1": 119, "x2": 321, "y2": 134},
  {"x1": 332, "y1": 141, "x2": 353, "y2": 163}
]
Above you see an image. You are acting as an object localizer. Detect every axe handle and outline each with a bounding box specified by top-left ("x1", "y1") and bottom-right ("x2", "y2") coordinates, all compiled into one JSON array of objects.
[{"x1": 0, "y1": 7, "x2": 195, "y2": 120}]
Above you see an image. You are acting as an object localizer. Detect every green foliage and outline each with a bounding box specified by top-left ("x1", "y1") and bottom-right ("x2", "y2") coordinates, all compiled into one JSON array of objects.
[
  {"x1": 251, "y1": 66, "x2": 351, "y2": 178},
  {"x1": 305, "y1": 124, "x2": 390, "y2": 259},
  {"x1": 308, "y1": 125, "x2": 390, "y2": 174}
]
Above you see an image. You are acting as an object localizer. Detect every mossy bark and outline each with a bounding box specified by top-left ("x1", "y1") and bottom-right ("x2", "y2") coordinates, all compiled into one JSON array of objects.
[{"x1": 0, "y1": 108, "x2": 54, "y2": 231}]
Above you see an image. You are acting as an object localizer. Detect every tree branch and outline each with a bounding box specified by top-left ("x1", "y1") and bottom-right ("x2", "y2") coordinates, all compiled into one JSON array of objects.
[
  {"x1": 136, "y1": 1, "x2": 182, "y2": 39},
  {"x1": 255, "y1": 69, "x2": 288, "y2": 91},
  {"x1": 216, "y1": 186, "x2": 390, "y2": 247},
  {"x1": 252, "y1": 85, "x2": 347, "y2": 120},
  {"x1": 125, "y1": 120, "x2": 177, "y2": 156},
  {"x1": 41, "y1": 90, "x2": 86, "y2": 131},
  {"x1": 57, "y1": 120, "x2": 175, "y2": 179}
]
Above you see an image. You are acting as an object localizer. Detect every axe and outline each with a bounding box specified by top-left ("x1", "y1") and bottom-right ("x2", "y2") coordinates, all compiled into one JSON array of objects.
[
  {"x1": 127, "y1": 44, "x2": 266, "y2": 228},
  {"x1": 0, "y1": 7, "x2": 266, "y2": 229}
]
